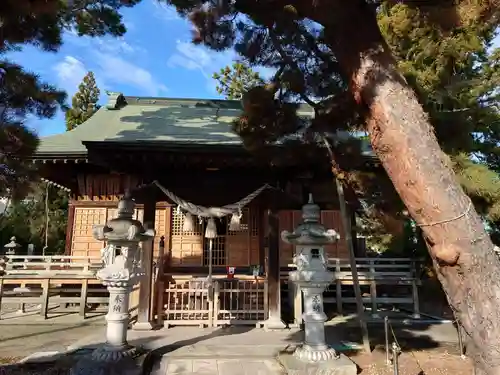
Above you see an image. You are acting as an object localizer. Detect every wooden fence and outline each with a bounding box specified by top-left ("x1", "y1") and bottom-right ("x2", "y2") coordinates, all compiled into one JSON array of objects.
[
  {"x1": 160, "y1": 275, "x2": 268, "y2": 328},
  {"x1": 0, "y1": 255, "x2": 421, "y2": 327},
  {"x1": 284, "y1": 257, "x2": 421, "y2": 325},
  {"x1": 0, "y1": 255, "x2": 139, "y2": 320},
  {"x1": 0, "y1": 255, "x2": 102, "y2": 275}
]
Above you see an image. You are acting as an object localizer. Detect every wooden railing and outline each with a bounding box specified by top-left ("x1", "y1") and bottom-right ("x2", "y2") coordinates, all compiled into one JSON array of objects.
[
  {"x1": 0, "y1": 275, "x2": 140, "y2": 320},
  {"x1": 0, "y1": 256, "x2": 139, "y2": 321},
  {"x1": 1, "y1": 255, "x2": 102, "y2": 276},
  {"x1": 283, "y1": 257, "x2": 421, "y2": 325}
]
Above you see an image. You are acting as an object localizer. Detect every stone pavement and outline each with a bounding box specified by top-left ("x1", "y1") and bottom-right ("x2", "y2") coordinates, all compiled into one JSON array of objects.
[
  {"x1": 0, "y1": 312, "x2": 461, "y2": 375},
  {"x1": 0, "y1": 313, "x2": 105, "y2": 358},
  {"x1": 152, "y1": 358, "x2": 284, "y2": 375}
]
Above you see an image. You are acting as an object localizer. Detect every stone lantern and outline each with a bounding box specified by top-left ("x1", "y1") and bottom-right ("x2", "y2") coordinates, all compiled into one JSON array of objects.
[
  {"x1": 279, "y1": 194, "x2": 356, "y2": 375},
  {"x1": 71, "y1": 192, "x2": 154, "y2": 375},
  {"x1": 3, "y1": 236, "x2": 20, "y2": 256}
]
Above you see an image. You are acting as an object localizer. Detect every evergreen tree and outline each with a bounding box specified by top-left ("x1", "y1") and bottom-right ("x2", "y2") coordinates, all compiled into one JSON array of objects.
[
  {"x1": 0, "y1": 62, "x2": 65, "y2": 199},
  {"x1": 169, "y1": 0, "x2": 500, "y2": 370},
  {"x1": 0, "y1": 183, "x2": 69, "y2": 255},
  {"x1": 213, "y1": 62, "x2": 265, "y2": 99},
  {"x1": 65, "y1": 72, "x2": 101, "y2": 131},
  {"x1": 0, "y1": 0, "x2": 140, "y2": 196}
]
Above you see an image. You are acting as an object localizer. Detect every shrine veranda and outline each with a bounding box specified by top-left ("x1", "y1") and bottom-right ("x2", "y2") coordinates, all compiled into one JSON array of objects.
[{"x1": 0, "y1": 93, "x2": 421, "y2": 328}]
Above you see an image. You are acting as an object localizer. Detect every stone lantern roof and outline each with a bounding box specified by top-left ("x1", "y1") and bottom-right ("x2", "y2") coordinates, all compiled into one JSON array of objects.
[
  {"x1": 3, "y1": 236, "x2": 20, "y2": 255},
  {"x1": 281, "y1": 194, "x2": 340, "y2": 246},
  {"x1": 93, "y1": 192, "x2": 153, "y2": 244}
]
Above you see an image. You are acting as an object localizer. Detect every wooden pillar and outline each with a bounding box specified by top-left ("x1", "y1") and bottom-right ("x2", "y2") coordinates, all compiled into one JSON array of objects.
[
  {"x1": 64, "y1": 203, "x2": 76, "y2": 255},
  {"x1": 133, "y1": 197, "x2": 156, "y2": 330},
  {"x1": 264, "y1": 194, "x2": 286, "y2": 330},
  {"x1": 258, "y1": 202, "x2": 266, "y2": 270}
]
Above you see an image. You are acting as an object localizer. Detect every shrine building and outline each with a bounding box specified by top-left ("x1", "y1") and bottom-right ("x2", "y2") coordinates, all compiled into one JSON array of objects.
[{"x1": 31, "y1": 92, "x2": 382, "y2": 328}]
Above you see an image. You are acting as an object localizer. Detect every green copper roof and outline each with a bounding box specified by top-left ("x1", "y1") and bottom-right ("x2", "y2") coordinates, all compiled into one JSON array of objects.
[{"x1": 36, "y1": 93, "x2": 315, "y2": 155}]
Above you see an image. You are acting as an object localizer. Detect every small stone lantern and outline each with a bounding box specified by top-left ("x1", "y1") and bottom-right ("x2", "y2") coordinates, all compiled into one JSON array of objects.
[
  {"x1": 3, "y1": 236, "x2": 20, "y2": 256},
  {"x1": 71, "y1": 192, "x2": 154, "y2": 375},
  {"x1": 280, "y1": 195, "x2": 356, "y2": 375}
]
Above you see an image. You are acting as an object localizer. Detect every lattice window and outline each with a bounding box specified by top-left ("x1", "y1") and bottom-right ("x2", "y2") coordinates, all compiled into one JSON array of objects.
[
  {"x1": 71, "y1": 208, "x2": 107, "y2": 258},
  {"x1": 226, "y1": 208, "x2": 259, "y2": 267},
  {"x1": 203, "y1": 217, "x2": 227, "y2": 266},
  {"x1": 170, "y1": 207, "x2": 260, "y2": 267},
  {"x1": 249, "y1": 208, "x2": 258, "y2": 237},
  {"x1": 171, "y1": 211, "x2": 204, "y2": 265},
  {"x1": 227, "y1": 208, "x2": 250, "y2": 234},
  {"x1": 106, "y1": 207, "x2": 143, "y2": 221},
  {"x1": 171, "y1": 211, "x2": 203, "y2": 235},
  {"x1": 73, "y1": 208, "x2": 107, "y2": 237}
]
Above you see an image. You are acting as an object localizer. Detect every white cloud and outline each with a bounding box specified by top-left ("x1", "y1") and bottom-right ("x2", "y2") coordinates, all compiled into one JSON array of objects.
[
  {"x1": 64, "y1": 31, "x2": 139, "y2": 55},
  {"x1": 168, "y1": 40, "x2": 234, "y2": 73},
  {"x1": 96, "y1": 37, "x2": 136, "y2": 54},
  {"x1": 151, "y1": 0, "x2": 183, "y2": 22},
  {"x1": 59, "y1": 29, "x2": 165, "y2": 97},
  {"x1": 166, "y1": 40, "x2": 277, "y2": 95},
  {"x1": 53, "y1": 56, "x2": 88, "y2": 95},
  {"x1": 167, "y1": 40, "x2": 237, "y2": 93},
  {"x1": 94, "y1": 52, "x2": 168, "y2": 96}
]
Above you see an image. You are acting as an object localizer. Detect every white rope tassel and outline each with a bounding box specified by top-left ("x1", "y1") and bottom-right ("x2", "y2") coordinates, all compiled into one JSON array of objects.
[
  {"x1": 205, "y1": 217, "x2": 217, "y2": 239},
  {"x1": 183, "y1": 212, "x2": 194, "y2": 232},
  {"x1": 229, "y1": 210, "x2": 243, "y2": 231}
]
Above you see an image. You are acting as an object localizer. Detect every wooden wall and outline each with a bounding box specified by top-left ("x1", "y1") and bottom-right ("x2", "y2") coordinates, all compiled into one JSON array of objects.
[
  {"x1": 75, "y1": 174, "x2": 141, "y2": 201},
  {"x1": 278, "y1": 210, "x2": 349, "y2": 266},
  {"x1": 169, "y1": 206, "x2": 260, "y2": 266},
  {"x1": 70, "y1": 202, "x2": 170, "y2": 260},
  {"x1": 69, "y1": 202, "x2": 349, "y2": 265}
]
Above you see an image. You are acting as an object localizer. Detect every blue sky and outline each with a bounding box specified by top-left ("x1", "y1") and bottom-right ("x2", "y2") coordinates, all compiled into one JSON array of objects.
[
  {"x1": 7, "y1": 1, "x2": 500, "y2": 138},
  {"x1": 5, "y1": 1, "x2": 263, "y2": 137}
]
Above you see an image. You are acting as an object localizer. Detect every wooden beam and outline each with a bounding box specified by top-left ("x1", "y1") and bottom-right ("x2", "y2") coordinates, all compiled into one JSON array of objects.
[{"x1": 258, "y1": 201, "x2": 266, "y2": 273}]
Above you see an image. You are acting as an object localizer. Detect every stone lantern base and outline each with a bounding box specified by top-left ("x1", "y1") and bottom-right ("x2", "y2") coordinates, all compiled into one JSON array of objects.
[
  {"x1": 293, "y1": 344, "x2": 339, "y2": 362},
  {"x1": 70, "y1": 345, "x2": 146, "y2": 375},
  {"x1": 278, "y1": 350, "x2": 357, "y2": 375}
]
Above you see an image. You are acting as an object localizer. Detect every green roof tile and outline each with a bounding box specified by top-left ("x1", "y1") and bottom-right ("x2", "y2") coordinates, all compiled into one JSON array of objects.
[{"x1": 36, "y1": 94, "x2": 314, "y2": 155}]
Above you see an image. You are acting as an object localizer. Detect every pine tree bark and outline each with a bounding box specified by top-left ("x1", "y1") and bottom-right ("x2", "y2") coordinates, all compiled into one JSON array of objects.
[{"x1": 308, "y1": 1, "x2": 500, "y2": 373}]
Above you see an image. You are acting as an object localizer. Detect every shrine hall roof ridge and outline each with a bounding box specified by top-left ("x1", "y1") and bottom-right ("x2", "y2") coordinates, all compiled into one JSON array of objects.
[{"x1": 35, "y1": 92, "x2": 316, "y2": 156}]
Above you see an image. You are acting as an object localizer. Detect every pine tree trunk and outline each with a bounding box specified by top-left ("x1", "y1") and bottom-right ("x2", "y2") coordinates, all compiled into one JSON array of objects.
[{"x1": 311, "y1": 1, "x2": 500, "y2": 373}]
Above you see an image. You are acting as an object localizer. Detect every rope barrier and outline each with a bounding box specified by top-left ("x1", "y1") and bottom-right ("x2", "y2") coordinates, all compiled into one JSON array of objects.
[
  {"x1": 384, "y1": 315, "x2": 466, "y2": 375},
  {"x1": 416, "y1": 200, "x2": 473, "y2": 227}
]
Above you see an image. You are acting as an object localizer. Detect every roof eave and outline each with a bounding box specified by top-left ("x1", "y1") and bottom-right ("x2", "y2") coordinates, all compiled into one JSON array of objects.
[
  {"x1": 82, "y1": 140, "x2": 248, "y2": 153},
  {"x1": 29, "y1": 151, "x2": 89, "y2": 162}
]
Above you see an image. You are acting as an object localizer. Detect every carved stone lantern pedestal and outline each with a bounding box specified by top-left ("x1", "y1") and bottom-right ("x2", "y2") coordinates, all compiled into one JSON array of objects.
[
  {"x1": 70, "y1": 193, "x2": 154, "y2": 375},
  {"x1": 278, "y1": 195, "x2": 357, "y2": 375}
]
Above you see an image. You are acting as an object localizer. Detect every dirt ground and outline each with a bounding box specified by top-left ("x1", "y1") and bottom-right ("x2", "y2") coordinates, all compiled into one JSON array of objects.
[{"x1": 352, "y1": 344, "x2": 472, "y2": 375}]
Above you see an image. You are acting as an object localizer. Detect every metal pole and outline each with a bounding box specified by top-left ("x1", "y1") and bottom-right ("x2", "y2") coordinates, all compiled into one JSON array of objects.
[
  {"x1": 385, "y1": 316, "x2": 390, "y2": 365},
  {"x1": 457, "y1": 323, "x2": 466, "y2": 359},
  {"x1": 392, "y1": 342, "x2": 399, "y2": 375}
]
